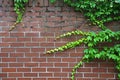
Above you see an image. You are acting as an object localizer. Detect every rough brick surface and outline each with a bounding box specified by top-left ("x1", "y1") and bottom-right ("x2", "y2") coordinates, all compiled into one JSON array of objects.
[{"x1": 0, "y1": 0, "x2": 118, "y2": 80}]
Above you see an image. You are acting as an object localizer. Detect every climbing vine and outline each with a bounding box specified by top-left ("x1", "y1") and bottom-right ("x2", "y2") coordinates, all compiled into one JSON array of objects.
[
  {"x1": 9, "y1": 0, "x2": 28, "y2": 31},
  {"x1": 9, "y1": 0, "x2": 120, "y2": 80},
  {"x1": 47, "y1": 0, "x2": 120, "y2": 80}
]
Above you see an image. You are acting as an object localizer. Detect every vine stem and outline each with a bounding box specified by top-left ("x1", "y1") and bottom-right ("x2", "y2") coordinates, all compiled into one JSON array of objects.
[
  {"x1": 71, "y1": 59, "x2": 84, "y2": 80},
  {"x1": 9, "y1": 22, "x2": 19, "y2": 31}
]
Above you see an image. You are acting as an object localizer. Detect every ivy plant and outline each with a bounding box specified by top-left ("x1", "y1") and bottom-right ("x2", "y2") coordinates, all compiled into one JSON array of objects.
[
  {"x1": 9, "y1": 0, "x2": 28, "y2": 31},
  {"x1": 47, "y1": 0, "x2": 120, "y2": 80},
  {"x1": 9, "y1": 0, "x2": 120, "y2": 80}
]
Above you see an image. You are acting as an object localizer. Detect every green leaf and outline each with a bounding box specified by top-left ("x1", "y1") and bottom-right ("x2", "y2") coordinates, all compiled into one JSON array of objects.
[{"x1": 50, "y1": 0, "x2": 56, "y2": 3}]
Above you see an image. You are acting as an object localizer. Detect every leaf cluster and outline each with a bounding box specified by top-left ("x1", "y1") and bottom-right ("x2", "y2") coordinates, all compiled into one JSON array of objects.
[
  {"x1": 48, "y1": 0, "x2": 120, "y2": 80},
  {"x1": 51, "y1": 0, "x2": 120, "y2": 30},
  {"x1": 47, "y1": 28, "x2": 120, "y2": 80},
  {"x1": 14, "y1": 0, "x2": 28, "y2": 23}
]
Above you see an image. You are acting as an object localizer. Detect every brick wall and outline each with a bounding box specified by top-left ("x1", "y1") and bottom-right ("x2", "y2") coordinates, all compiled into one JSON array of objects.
[{"x1": 0, "y1": 0, "x2": 118, "y2": 80}]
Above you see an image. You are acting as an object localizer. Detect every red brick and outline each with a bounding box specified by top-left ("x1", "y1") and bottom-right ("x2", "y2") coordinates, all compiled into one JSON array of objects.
[
  {"x1": 16, "y1": 48, "x2": 30, "y2": 52},
  {"x1": 8, "y1": 73, "x2": 22, "y2": 77},
  {"x1": 85, "y1": 63, "x2": 99, "y2": 67},
  {"x1": 75, "y1": 73, "x2": 83, "y2": 77},
  {"x1": 62, "y1": 78, "x2": 70, "y2": 80},
  {"x1": 100, "y1": 62, "x2": 115, "y2": 67},
  {"x1": 25, "y1": 43, "x2": 39, "y2": 47},
  {"x1": 47, "y1": 58, "x2": 61, "y2": 62},
  {"x1": 10, "y1": 33, "x2": 24, "y2": 37},
  {"x1": 84, "y1": 73, "x2": 98, "y2": 77},
  {"x1": 40, "y1": 43, "x2": 54, "y2": 47},
  {"x1": 0, "y1": 53, "x2": 8, "y2": 57},
  {"x1": 62, "y1": 58, "x2": 76, "y2": 62},
  {"x1": 100, "y1": 74, "x2": 115, "y2": 78},
  {"x1": 2, "y1": 38, "x2": 17, "y2": 42},
  {"x1": 54, "y1": 53, "x2": 69, "y2": 57},
  {"x1": 32, "y1": 58, "x2": 46, "y2": 62},
  {"x1": 47, "y1": 68, "x2": 61, "y2": 72},
  {"x1": 54, "y1": 73, "x2": 68, "y2": 77},
  {"x1": 92, "y1": 68, "x2": 107, "y2": 73},
  {"x1": 39, "y1": 73, "x2": 52, "y2": 77},
  {"x1": 10, "y1": 53, "x2": 24, "y2": 57},
  {"x1": 17, "y1": 38, "x2": 31, "y2": 42},
  {"x1": 0, "y1": 43, "x2": 9, "y2": 47},
  {"x1": 2, "y1": 68, "x2": 16, "y2": 72},
  {"x1": 25, "y1": 53, "x2": 39, "y2": 57},
  {"x1": 77, "y1": 68, "x2": 91, "y2": 72},
  {"x1": 32, "y1": 68, "x2": 46, "y2": 72},
  {"x1": 9, "y1": 63, "x2": 23, "y2": 67},
  {"x1": 76, "y1": 78, "x2": 91, "y2": 80},
  {"x1": 32, "y1": 38, "x2": 46, "y2": 42},
  {"x1": 108, "y1": 68, "x2": 117, "y2": 72},
  {"x1": 18, "y1": 78, "x2": 32, "y2": 80},
  {"x1": 31, "y1": 48, "x2": 45, "y2": 52},
  {"x1": 62, "y1": 68, "x2": 72, "y2": 72},
  {"x1": 40, "y1": 63, "x2": 53, "y2": 67},
  {"x1": 33, "y1": 78, "x2": 46, "y2": 80},
  {"x1": 46, "y1": 17, "x2": 61, "y2": 21},
  {"x1": 55, "y1": 63, "x2": 68, "y2": 67},
  {"x1": 41, "y1": 32, "x2": 54, "y2": 37},
  {"x1": 0, "y1": 63, "x2": 8, "y2": 67},
  {"x1": 17, "y1": 58, "x2": 31, "y2": 62},
  {"x1": 2, "y1": 58, "x2": 16, "y2": 62},
  {"x1": 92, "y1": 78, "x2": 106, "y2": 80},
  {"x1": 0, "y1": 73, "x2": 7, "y2": 77},
  {"x1": 25, "y1": 63, "x2": 38, "y2": 67},
  {"x1": 10, "y1": 43, "x2": 24, "y2": 47},
  {"x1": 70, "y1": 53, "x2": 83, "y2": 57},
  {"x1": 0, "y1": 22, "x2": 8, "y2": 26},
  {"x1": 24, "y1": 73, "x2": 37, "y2": 77},
  {"x1": 25, "y1": 32, "x2": 39, "y2": 37},
  {"x1": 17, "y1": 68, "x2": 31, "y2": 72},
  {"x1": 2, "y1": 78, "x2": 16, "y2": 80},
  {"x1": 1, "y1": 48, "x2": 15, "y2": 52},
  {"x1": 76, "y1": 48, "x2": 84, "y2": 53},
  {"x1": 48, "y1": 78, "x2": 61, "y2": 80}
]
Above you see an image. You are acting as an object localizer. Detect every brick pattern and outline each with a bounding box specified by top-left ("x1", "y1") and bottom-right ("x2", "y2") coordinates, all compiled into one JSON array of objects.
[{"x1": 0, "y1": 0, "x2": 118, "y2": 80}]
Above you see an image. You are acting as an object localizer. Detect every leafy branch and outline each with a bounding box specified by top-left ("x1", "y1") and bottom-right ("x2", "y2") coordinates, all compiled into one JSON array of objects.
[
  {"x1": 9, "y1": 0, "x2": 28, "y2": 31},
  {"x1": 48, "y1": 0, "x2": 120, "y2": 80}
]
